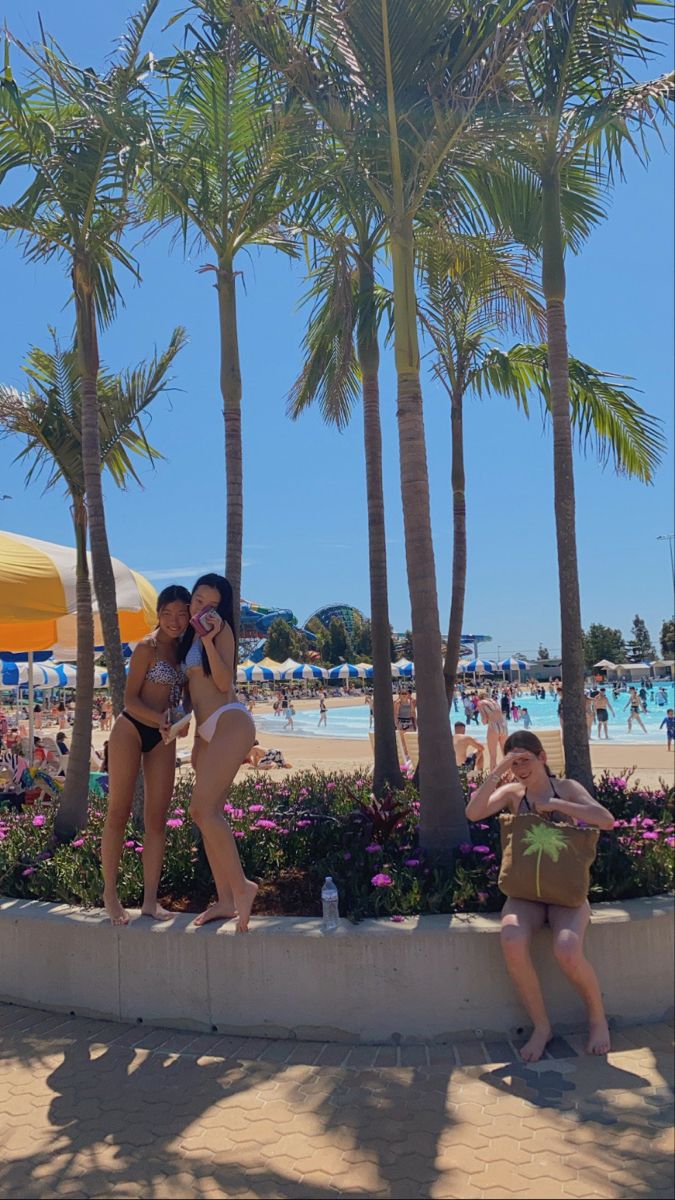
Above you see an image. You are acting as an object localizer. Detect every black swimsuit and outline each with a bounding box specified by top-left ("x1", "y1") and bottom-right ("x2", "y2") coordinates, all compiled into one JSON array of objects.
[{"x1": 122, "y1": 711, "x2": 163, "y2": 754}]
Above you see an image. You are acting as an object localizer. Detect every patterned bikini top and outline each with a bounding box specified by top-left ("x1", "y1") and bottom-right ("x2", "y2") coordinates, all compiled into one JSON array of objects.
[
  {"x1": 144, "y1": 640, "x2": 185, "y2": 705},
  {"x1": 183, "y1": 637, "x2": 204, "y2": 672}
]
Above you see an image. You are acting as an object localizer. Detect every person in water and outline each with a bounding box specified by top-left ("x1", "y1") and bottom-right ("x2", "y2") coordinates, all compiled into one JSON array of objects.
[
  {"x1": 102, "y1": 585, "x2": 191, "y2": 925},
  {"x1": 466, "y1": 730, "x2": 614, "y2": 1064},
  {"x1": 183, "y1": 574, "x2": 258, "y2": 932}
]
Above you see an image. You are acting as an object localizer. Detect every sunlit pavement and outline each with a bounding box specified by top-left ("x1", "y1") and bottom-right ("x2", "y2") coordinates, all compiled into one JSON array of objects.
[{"x1": 0, "y1": 1003, "x2": 672, "y2": 1199}]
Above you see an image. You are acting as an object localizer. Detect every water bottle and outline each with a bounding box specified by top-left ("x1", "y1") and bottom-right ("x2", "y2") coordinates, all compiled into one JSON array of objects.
[{"x1": 321, "y1": 876, "x2": 339, "y2": 932}]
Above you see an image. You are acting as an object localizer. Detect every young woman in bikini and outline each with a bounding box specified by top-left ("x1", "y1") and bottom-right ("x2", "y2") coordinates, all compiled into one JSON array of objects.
[
  {"x1": 182, "y1": 573, "x2": 258, "y2": 932},
  {"x1": 102, "y1": 585, "x2": 191, "y2": 925},
  {"x1": 467, "y1": 730, "x2": 614, "y2": 1063},
  {"x1": 477, "y1": 692, "x2": 508, "y2": 770}
]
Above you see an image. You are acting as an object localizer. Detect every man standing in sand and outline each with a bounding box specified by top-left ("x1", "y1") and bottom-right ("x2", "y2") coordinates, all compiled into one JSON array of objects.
[{"x1": 593, "y1": 688, "x2": 615, "y2": 739}]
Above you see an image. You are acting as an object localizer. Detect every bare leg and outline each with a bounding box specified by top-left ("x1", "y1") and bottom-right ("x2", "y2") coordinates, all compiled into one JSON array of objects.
[
  {"x1": 548, "y1": 903, "x2": 610, "y2": 1055},
  {"x1": 101, "y1": 716, "x2": 142, "y2": 925},
  {"x1": 191, "y1": 735, "x2": 236, "y2": 916},
  {"x1": 190, "y1": 709, "x2": 257, "y2": 931},
  {"x1": 140, "y1": 741, "x2": 178, "y2": 920},
  {"x1": 636, "y1": 714, "x2": 647, "y2": 733},
  {"x1": 486, "y1": 727, "x2": 499, "y2": 771},
  {"x1": 500, "y1": 899, "x2": 551, "y2": 1062}
]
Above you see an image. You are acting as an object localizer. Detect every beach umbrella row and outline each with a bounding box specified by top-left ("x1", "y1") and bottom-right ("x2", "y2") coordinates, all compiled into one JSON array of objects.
[{"x1": 498, "y1": 657, "x2": 529, "y2": 671}]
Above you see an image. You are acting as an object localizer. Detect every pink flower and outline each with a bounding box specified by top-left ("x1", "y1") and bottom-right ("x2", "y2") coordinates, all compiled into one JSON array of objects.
[
  {"x1": 22, "y1": 867, "x2": 35, "y2": 877},
  {"x1": 32, "y1": 815, "x2": 46, "y2": 827},
  {"x1": 233, "y1": 830, "x2": 244, "y2": 839},
  {"x1": 366, "y1": 843, "x2": 380, "y2": 854},
  {"x1": 166, "y1": 818, "x2": 183, "y2": 828},
  {"x1": 296, "y1": 820, "x2": 311, "y2": 828},
  {"x1": 124, "y1": 840, "x2": 135, "y2": 848},
  {"x1": 326, "y1": 781, "x2": 336, "y2": 791},
  {"x1": 642, "y1": 818, "x2": 655, "y2": 828},
  {"x1": 356, "y1": 779, "x2": 365, "y2": 786},
  {"x1": 389, "y1": 915, "x2": 405, "y2": 923},
  {"x1": 458, "y1": 843, "x2": 472, "y2": 855},
  {"x1": 71, "y1": 838, "x2": 85, "y2": 847},
  {"x1": 666, "y1": 837, "x2": 675, "y2": 847},
  {"x1": 473, "y1": 845, "x2": 491, "y2": 854},
  {"x1": 404, "y1": 859, "x2": 419, "y2": 867},
  {"x1": 343, "y1": 851, "x2": 352, "y2": 861},
  {"x1": 642, "y1": 831, "x2": 658, "y2": 840},
  {"x1": 371, "y1": 873, "x2": 393, "y2": 887},
  {"x1": 174, "y1": 807, "x2": 185, "y2": 815},
  {"x1": 255, "y1": 819, "x2": 278, "y2": 830},
  {"x1": 134, "y1": 845, "x2": 144, "y2": 854},
  {"x1": 249, "y1": 804, "x2": 264, "y2": 812}
]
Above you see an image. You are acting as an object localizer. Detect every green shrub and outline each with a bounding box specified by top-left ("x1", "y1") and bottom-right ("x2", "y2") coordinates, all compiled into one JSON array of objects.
[{"x1": 0, "y1": 770, "x2": 672, "y2": 920}]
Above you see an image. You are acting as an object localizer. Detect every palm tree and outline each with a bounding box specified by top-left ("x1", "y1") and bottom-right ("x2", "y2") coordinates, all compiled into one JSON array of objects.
[
  {"x1": 0, "y1": 327, "x2": 186, "y2": 839},
  {"x1": 419, "y1": 231, "x2": 664, "y2": 701},
  {"x1": 233, "y1": 0, "x2": 548, "y2": 851},
  {"x1": 522, "y1": 821, "x2": 568, "y2": 899},
  {"x1": 0, "y1": 2, "x2": 159, "y2": 715},
  {"x1": 288, "y1": 203, "x2": 403, "y2": 792},
  {"x1": 143, "y1": 1, "x2": 307, "y2": 632},
  {"x1": 482, "y1": 2, "x2": 673, "y2": 787}
]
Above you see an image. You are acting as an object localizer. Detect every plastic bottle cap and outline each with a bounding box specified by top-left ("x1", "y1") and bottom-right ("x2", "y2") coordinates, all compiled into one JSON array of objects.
[{"x1": 325, "y1": 876, "x2": 332, "y2": 884}]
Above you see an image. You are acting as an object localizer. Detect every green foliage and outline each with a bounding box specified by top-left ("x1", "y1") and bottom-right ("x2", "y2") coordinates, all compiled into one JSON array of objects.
[
  {"x1": 328, "y1": 617, "x2": 353, "y2": 666},
  {"x1": 2, "y1": 771, "x2": 671, "y2": 922},
  {"x1": 660, "y1": 619, "x2": 675, "y2": 661},
  {"x1": 265, "y1": 617, "x2": 303, "y2": 663},
  {"x1": 627, "y1": 613, "x2": 656, "y2": 663},
  {"x1": 352, "y1": 615, "x2": 372, "y2": 660},
  {"x1": 583, "y1": 623, "x2": 626, "y2": 669},
  {"x1": 401, "y1": 630, "x2": 414, "y2": 661},
  {"x1": 537, "y1": 644, "x2": 550, "y2": 660}
]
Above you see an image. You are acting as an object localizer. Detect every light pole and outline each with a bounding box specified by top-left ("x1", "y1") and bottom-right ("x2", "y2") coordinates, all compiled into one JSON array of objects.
[{"x1": 657, "y1": 534, "x2": 675, "y2": 595}]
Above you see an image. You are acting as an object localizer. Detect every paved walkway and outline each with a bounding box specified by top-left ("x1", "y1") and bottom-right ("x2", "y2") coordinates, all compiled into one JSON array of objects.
[{"x1": 0, "y1": 1004, "x2": 672, "y2": 1200}]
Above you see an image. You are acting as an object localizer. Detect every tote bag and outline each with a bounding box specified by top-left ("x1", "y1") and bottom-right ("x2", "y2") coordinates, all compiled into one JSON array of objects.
[{"x1": 498, "y1": 812, "x2": 598, "y2": 908}]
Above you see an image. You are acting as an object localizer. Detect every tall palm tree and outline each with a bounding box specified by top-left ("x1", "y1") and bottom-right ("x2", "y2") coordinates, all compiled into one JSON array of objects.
[
  {"x1": 288, "y1": 208, "x2": 403, "y2": 793},
  {"x1": 0, "y1": 2, "x2": 159, "y2": 715},
  {"x1": 419, "y1": 231, "x2": 663, "y2": 701},
  {"x1": 0, "y1": 327, "x2": 186, "y2": 839},
  {"x1": 143, "y1": 1, "x2": 307, "y2": 632},
  {"x1": 233, "y1": 0, "x2": 549, "y2": 851},
  {"x1": 482, "y1": 1, "x2": 673, "y2": 786}
]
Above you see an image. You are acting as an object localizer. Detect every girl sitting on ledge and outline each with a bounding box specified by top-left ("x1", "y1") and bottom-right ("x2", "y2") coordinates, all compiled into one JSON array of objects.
[{"x1": 466, "y1": 730, "x2": 614, "y2": 1063}]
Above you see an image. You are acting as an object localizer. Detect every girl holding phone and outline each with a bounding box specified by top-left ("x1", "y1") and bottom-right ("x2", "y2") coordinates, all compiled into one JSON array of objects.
[
  {"x1": 182, "y1": 573, "x2": 258, "y2": 931},
  {"x1": 102, "y1": 585, "x2": 191, "y2": 925}
]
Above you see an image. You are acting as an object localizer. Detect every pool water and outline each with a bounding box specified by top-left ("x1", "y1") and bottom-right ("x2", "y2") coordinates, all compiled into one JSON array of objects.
[{"x1": 253, "y1": 684, "x2": 675, "y2": 745}]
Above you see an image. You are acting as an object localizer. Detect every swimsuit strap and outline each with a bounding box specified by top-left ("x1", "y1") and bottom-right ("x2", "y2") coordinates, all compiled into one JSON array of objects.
[{"x1": 522, "y1": 776, "x2": 560, "y2": 813}]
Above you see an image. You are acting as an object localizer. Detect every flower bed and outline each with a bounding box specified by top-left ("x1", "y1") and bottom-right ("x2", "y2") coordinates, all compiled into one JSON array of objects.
[{"x1": 0, "y1": 771, "x2": 672, "y2": 920}]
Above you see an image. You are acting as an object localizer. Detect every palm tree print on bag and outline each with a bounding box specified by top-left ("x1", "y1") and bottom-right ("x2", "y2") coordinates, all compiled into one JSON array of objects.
[{"x1": 521, "y1": 824, "x2": 569, "y2": 901}]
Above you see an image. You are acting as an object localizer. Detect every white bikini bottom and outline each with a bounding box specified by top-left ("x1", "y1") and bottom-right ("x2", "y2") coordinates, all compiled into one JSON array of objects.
[{"x1": 198, "y1": 702, "x2": 254, "y2": 744}]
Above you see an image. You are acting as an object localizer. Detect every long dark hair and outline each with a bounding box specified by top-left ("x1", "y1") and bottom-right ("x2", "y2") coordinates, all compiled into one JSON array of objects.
[
  {"x1": 181, "y1": 573, "x2": 237, "y2": 677},
  {"x1": 503, "y1": 730, "x2": 554, "y2": 777}
]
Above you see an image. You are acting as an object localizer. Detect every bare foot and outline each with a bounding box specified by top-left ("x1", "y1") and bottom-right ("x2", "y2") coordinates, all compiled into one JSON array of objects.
[
  {"x1": 141, "y1": 903, "x2": 174, "y2": 921},
  {"x1": 520, "y1": 1024, "x2": 552, "y2": 1063},
  {"x1": 587, "y1": 1018, "x2": 611, "y2": 1056},
  {"x1": 234, "y1": 880, "x2": 259, "y2": 933},
  {"x1": 192, "y1": 902, "x2": 237, "y2": 927},
  {"x1": 104, "y1": 895, "x2": 129, "y2": 926}
]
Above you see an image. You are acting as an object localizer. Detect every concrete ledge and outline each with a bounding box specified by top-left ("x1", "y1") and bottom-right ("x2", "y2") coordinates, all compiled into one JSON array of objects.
[{"x1": 1, "y1": 895, "x2": 672, "y2": 1042}]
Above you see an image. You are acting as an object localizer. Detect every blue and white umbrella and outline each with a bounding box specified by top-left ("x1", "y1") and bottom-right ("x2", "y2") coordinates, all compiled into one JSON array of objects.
[
  {"x1": 283, "y1": 663, "x2": 328, "y2": 681},
  {"x1": 328, "y1": 663, "x2": 366, "y2": 680},
  {"x1": 462, "y1": 658, "x2": 498, "y2": 673},
  {"x1": 241, "y1": 664, "x2": 276, "y2": 683},
  {"x1": 499, "y1": 656, "x2": 529, "y2": 672},
  {"x1": 0, "y1": 659, "x2": 63, "y2": 688}
]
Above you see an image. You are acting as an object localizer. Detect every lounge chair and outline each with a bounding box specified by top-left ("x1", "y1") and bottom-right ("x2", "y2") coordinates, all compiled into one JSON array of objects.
[{"x1": 536, "y1": 728, "x2": 565, "y2": 776}]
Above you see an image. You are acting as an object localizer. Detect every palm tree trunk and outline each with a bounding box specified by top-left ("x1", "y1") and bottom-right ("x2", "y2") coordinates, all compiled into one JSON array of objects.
[
  {"x1": 390, "y1": 214, "x2": 468, "y2": 850},
  {"x1": 217, "y1": 259, "x2": 243, "y2": 637},
  {"x1": 357, "y1": 254, "x2": 403, "y2": 794},
  {"x1": 542, "y1": 169, "x2": 593, "y2": 791},
  {"x1": 53, "y1": 497, "x2": 95, "y2": 841},
  {"x1": 443, "y1": 383, "x2": 467, "y2": 706},
  {"x1": 73, "y1": 256, "x2": 126, "y2": 716}
]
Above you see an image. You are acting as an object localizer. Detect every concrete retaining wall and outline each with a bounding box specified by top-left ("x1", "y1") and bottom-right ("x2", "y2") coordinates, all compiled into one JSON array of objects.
[{"x1": 1, "y1": 895, "x2": 672, "y2": 1042}]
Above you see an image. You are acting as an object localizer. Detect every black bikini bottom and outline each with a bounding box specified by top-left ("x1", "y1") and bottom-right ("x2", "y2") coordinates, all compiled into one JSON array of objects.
[{"x1": 122, "y1": 711, "x2": 163, "y2": 754}]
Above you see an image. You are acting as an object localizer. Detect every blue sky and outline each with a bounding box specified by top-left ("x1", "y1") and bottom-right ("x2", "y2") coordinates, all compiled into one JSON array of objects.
[{"x1": 1, "y1": 2, "x2": 673, "y2": 659}]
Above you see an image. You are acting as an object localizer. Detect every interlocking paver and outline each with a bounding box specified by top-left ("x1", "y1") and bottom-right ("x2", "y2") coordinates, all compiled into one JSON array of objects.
[{"x1": 0, "y1": 1002, "x2": 672, "y2": 1199}]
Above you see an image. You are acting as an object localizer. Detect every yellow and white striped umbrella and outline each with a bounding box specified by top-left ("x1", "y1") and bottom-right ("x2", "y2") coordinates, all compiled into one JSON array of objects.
[{"x1": 0, "y1": 530, "x2": 157, "y2": 653}]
